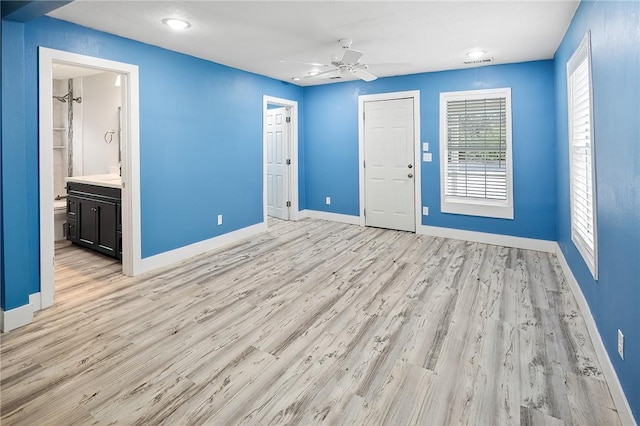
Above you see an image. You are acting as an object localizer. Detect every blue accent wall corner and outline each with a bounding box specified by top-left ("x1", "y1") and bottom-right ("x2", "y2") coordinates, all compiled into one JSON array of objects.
[{"x1": 554, "y1": 0, "x2": 640, "y2": 421}]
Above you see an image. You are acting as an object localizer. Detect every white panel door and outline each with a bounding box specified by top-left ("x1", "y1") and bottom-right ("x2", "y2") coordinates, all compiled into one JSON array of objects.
[
  {"x1": 266, "y1": 107, "x2": 290, "y2": 220},
  {"x1": 364, "y1": 98, "x2": 415, "y2": 232}
]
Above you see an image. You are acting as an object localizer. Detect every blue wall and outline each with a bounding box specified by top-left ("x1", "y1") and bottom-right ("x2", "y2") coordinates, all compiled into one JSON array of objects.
[
  {"x1": 1, "y1": 20, "x2": 36, "y2": 311},
  {"x1": 0, "y1": 14, "x2": 4, "y2": 309},
  {"x1": 0, "y1": 16, "x2": 304, "y2": 310},
  {"x1": 304, "y1": 61, "x2": 557, "y2": 240},
  {"x1": 554, "y1": 0, "x2": 640, "y2": 420}
]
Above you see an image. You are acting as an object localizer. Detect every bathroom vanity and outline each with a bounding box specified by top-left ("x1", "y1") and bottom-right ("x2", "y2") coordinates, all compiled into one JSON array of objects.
[{"x1": 66, "y1": 174, "x2": 122, "y2": 261}]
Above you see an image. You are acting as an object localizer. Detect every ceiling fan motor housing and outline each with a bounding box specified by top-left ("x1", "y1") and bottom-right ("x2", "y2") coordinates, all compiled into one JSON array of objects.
[{"x1": 339, "y1": 38, "x2": 353, "y2": 49}]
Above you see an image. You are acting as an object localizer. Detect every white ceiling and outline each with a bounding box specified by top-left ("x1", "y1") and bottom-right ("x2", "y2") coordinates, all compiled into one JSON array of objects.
[{"x1": 48, "y1": 1, "x2": 579, "y2": 86}]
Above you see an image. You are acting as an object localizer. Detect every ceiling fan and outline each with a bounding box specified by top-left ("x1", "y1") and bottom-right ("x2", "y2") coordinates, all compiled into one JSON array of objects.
[{"x1": 284, "y1": 39, "x2": 378, "y2": 82}]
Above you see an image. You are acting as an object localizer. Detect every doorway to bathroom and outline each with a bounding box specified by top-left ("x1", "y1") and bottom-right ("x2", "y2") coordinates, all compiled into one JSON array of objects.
[
  {"x1": 51, "y1": 66, "x2": 122, "y2": 241},
  {"x1": 263, "y1": 96, "x2": 299, "y2": 224},
  {"x1": 38, "y1": 48, "x2": 141, "y2": 311}
]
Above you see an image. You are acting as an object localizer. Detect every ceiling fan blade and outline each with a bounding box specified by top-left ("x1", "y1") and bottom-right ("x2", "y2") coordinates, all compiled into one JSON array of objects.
[
  {"x1": 341, "y1": 48, "x2": 363, "y2": 64},
  {"x1": 352, "y1": 68, "x2": 377, "y2": 82},
  {"x1": 280, "y1": 60, "x2": 330, "y2": 67},
  {"x1": 303, "y1": 68, "x2": 340, "y2": 79}
]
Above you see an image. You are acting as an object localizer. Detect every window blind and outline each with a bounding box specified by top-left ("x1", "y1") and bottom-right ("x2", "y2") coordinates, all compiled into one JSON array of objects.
[
  {"x1": 445, "y1": 97, "x2": 507, "y2": 201},
  {"x1": 569, "y1": 53, "x2": 597, "y2": 274}
]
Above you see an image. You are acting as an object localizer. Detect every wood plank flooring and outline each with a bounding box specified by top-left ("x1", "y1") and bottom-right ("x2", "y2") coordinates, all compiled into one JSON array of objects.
[{"x1": 0, "y1": 218, "x2": 621, "y2": 425}]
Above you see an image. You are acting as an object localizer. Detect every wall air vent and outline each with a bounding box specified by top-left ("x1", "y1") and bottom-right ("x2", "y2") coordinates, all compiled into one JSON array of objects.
[{"x1": 463, "y1": 57, "x2": 494, "y2": 65}]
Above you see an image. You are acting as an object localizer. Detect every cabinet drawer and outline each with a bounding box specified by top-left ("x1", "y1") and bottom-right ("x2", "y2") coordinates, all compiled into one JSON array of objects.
[
  {"x1": 67, "y1": 197, "x2": 78, "y2": 217},
  {"x1": 67, "y1": 182, "x2": 121, "y2": 200}
]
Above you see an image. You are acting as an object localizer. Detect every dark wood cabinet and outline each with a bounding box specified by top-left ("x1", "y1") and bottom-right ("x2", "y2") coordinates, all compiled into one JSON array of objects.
[{"x1": 66, "y1": 182, "x2": 122, "y2": 261}]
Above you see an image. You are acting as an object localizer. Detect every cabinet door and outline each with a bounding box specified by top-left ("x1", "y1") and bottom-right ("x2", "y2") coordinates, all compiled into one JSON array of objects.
[
  {"x1": 67, "y1": 219, "x2": 78, "y2": 242},
  {"x1": 95, "y1": 200, "x2": 118, "y2": 257},
  {"x1": 77, "y1": 198, "x2": 98, "y2": 246},
  {"x1": 66, "y1": 196, "x2": 80, "y2": 243}
]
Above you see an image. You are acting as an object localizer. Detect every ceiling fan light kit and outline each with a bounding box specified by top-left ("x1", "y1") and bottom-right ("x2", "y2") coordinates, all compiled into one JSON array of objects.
[
  {"x1": 466, "y1": 49, "x2": 486, "y2": 59},
  {"x1": 162, "y1": 18, "x2": 191, "y2": 30}
]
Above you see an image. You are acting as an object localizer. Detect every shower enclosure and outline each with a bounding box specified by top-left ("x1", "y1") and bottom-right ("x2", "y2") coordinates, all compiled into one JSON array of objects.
[
  {"x1": 53, "y1": 78, "x2": 81, "y2": 240},
  {"x1": 52, "y1": 78, "x2": 81, "y2": 202}
]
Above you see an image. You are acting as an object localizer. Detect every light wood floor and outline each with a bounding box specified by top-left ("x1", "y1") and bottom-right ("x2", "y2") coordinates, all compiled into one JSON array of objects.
[{"x1": 1, "y1": 218, "x2": 620, "y2": 425}]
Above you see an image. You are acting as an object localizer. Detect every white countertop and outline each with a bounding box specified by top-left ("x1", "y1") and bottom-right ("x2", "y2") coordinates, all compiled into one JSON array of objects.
[{"x1": 66, "y1": 174, "x2": 122, "y2": 189}]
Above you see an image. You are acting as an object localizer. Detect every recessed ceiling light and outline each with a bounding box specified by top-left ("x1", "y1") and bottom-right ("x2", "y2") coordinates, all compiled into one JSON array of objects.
[
  {"x1": 307, "y1": 70, "x2": 320, "y2": 76},
  {"x1": 467, "y1": 50, "x2": 486, "y2": 59},
  {"x1": 163, "y1": 18, "x2": 191, "y2": 30},
  {"x1": 292, "y1": 77, "x2": 301, "y2": 81}
]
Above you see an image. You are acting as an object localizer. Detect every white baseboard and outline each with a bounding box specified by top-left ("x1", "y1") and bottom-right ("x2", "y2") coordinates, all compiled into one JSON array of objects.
[
  {"x1": 555, "y1": 244, "x2": 636, "y2": 426},
  {"x1": 298, "y1": 209, "x2": 361, "y2": 225},
  {"x1": 418, "y1": 225, "x2": 556, "y2": 253},
  {"x1": 1, "y1": 301, "x2": 34, "y2": 333},
  {"x1": 138, "y1": 222, "x2": 267, "y2": 274},
  {"x1": 29, "y1": 292, "x2": 42, "y2": 312}
]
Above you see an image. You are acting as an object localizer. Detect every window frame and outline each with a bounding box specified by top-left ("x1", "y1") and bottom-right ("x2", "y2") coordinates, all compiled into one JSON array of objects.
[
  {"x1": 567, "y1": 31, "x2": 598, "y2": 280},
  {"x1": 439, "y1": 87, "x2": 514, "y2": 219}
]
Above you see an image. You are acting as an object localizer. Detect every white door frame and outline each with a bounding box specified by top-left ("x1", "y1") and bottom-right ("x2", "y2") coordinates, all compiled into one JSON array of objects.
[
  {"x1": 38, "y1": 47, "x2": 141, "y2": 309},
  {"x1": 263, "y1": 95, "x2": 299, "y2": 223},
  {"x1": 358, "y1": 90, "x2": 421, "y2": 231}
]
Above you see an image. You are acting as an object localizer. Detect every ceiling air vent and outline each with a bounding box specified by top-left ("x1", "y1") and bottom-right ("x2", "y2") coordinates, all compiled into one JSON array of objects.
[
  {"x1": 329, "y1": 76, "x2": 343, "y2": 80},
  {"x1": 463, "y1": 57, "x2": 494, "y2": 65}
]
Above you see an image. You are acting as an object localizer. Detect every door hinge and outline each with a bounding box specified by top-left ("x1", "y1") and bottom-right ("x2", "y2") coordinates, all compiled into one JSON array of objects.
[
  {"x1": 364, "y1": 208, "x2": 366, "y2": 217},
  {"x1": 286, "y1": 159, "x2": 291, "y2": 165},
  {"x1": 286, "y1": 116, "x2": 291, "y2": 123},
  {"x1": 286, "y1": 201, "x2": 291, "y2": 207},
  {"x1": 363, "y1": 160, "x2": 366, "y2": 168},
  {"x1": 363, "y1": 110, "x2": 365, "y2": 120}
]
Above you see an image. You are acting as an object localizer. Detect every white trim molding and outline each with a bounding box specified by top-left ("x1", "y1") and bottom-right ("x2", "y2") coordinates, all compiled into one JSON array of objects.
[
  {"x1": 29, "y1": 292, "x2": 42, "y2": 312},
  {"x1": 138, "y1": 222, "x2": 267, "y2": 274},
  {"x1": 0, "y1": 292, "x2": 41, "y2": 332},
  {"x1": 299, "y1": 210, "x2": 361, "y2": 226},
  {"x1": 418, "y1": 225, "x2": 556, "y2": 253},
  {"x1": 555, "y1": 244, "x2": 637, "y2": 426},
  {"x1": 439, "y1": 87, "x2": 514, "y2": 220},
  {"x1": 263, "y1": 96, "x2": 300, "y2": 223},
  {"x1": 38, "y1": 48, "x2": 141, "y2": 313},
  {"x1": 358, "y1": 90, "x2": 421, "y2": 231},
  {"x1": 567, "y1": 31, "x2": 599, "y2": 281}
]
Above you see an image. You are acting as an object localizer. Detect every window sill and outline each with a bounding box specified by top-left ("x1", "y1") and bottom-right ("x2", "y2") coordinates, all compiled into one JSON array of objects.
[{"x1": 441, "y1": 198, "x2": 514, "y2": 220}]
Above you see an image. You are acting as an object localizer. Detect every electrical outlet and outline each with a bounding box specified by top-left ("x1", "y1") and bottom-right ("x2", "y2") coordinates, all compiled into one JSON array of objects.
[
  {"x1": 217, "y1": 214, "x2": 223, "y2": 226},
  {"x1": 325, "y1": 196, "x2": 331, "y2": 205},
  {"x1": 618, "y1": 329, "x2": 624, "y2": 360},
  {"x1": 422, "y1": 206, "x2": 429, "y2": 216},
  {"x1": 423, "y1": 152, "x2": 432, "y2": 162}
]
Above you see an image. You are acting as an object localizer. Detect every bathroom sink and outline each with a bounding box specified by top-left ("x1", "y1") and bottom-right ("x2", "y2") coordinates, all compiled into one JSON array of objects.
[{"x1": 65, "y1": 174, "x2": 122, "y2": 188}]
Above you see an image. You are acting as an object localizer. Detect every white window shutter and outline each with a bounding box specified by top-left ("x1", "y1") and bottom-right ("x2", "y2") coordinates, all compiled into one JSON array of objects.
[
  {"x1": 445, "y1": 97, "x2": 508, "y2": 200},
  {"x1": 567, "y1": 32, "x2": 598, "y2": 279},
  {"x1": 439, "y1": 87, "x2": 513, "y2": 220}
]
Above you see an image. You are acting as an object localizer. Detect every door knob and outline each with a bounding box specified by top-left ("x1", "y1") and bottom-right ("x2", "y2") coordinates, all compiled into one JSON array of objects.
[
  {"x1": 408, "y1": 173, "x2": 414, "y2": 178},
  {"x1": 408, "y1": 164, "x2": 413, "y2": 169}
]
